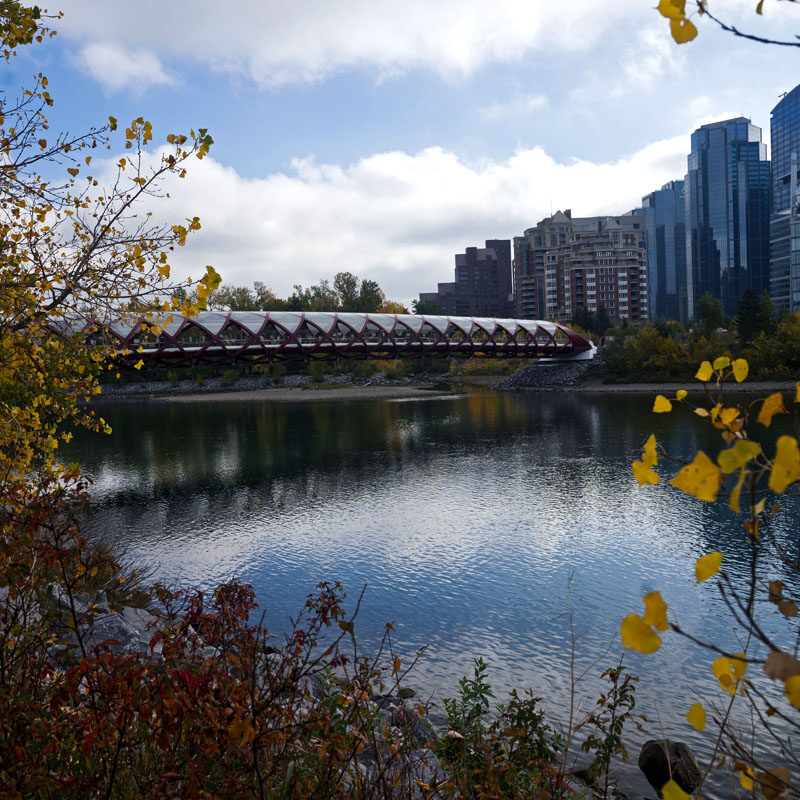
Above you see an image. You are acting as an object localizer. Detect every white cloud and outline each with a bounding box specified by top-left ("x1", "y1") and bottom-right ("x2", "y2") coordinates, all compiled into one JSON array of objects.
[
  {"x1": 56, "y1": 0, "x2": 652, "y2": 87},
  {"x1": 479, "y1": 93, "x2": 549, "y2": 121},
  {"x1": 128, "y1": 132, "x2": 692, "y2": 305},
  {"x1": 619, "y1": 26, "x2": 683, "y2": 94},
  {"x1": 74, "y1": 42, "x2": 176, "y2": 93}
]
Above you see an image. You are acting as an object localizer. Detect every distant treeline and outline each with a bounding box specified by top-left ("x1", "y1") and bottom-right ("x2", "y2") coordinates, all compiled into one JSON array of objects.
[{"x1": 196, "y1": 272, "x2": 408, "y2": 314}]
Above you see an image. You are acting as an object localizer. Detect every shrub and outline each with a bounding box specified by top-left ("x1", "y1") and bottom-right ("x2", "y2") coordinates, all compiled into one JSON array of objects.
[
  {"x1": 221, "y1": 368, "x2": 240, "y2": 387},
  {"x1": 166, "y1": 370, "x2": 180, "y2": 387}
]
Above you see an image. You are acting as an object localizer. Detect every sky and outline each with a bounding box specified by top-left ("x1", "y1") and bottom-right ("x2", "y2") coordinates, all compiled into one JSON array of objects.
[{"x1": 5, "y1": 0, "x2": 800, "y2": 305}]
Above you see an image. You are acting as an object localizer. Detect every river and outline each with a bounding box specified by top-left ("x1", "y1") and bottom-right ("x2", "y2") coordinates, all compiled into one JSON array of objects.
[{"x1": 64, "y1": 385, "x2": 799, "y2": 797}]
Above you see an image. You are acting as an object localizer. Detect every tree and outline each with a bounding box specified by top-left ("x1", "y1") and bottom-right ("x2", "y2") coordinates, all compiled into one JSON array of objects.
[
  {"x1": 333, "y1": 271, "x2": 360, "y2": 312},
  {"x1": 627, "y1": 358, "x2": 800, "y2": 798},
  {"x1": 411, "y1": 297, "x2": 440, "y2": 315},
  {"x1": 0, "y1": 3, "x2": 219, "y2": 479},
  {"x1": 735, "y1": 286, "x2": 762, "y2": 345},
  {"x1": 695, "y1": 292, "x2": 726, "y2": 337},
  {"x1": 377, "y1": 299, "x2": 409, "y2": 314},
  {"x1": 594, "y1": 305, "x2": 612, "y2": 337},
  {"x1": 657, "y1": 0, "x2": 800, "y2": 47},
  {"x1": 758, "y1": 290, "x2": 778, "y2": 337},
  {"x1": 356, "y1": 278, "x2": 384, "y2": 313},
  {"x1": 571, "y1": 306, "x2": 596, "y2": 334}
]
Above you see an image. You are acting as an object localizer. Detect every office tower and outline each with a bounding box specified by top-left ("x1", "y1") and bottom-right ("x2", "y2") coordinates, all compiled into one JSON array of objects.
[
  {"x1": 769, "y1": 85, "x2": 800, "y2": 312},
  {"x1": 642, "y1": 181, "x2": 688, "y2": 322},
  {"x1": 685, "y1": 117, "x2": 771, "y2": 318}
]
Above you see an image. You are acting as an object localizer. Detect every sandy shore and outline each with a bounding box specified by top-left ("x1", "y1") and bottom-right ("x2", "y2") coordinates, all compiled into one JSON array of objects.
[
  {"x1": 163, "y1": 383, "x2": 466, "y2": 404},
  {"x1": 126, "y1": 374, "x2": 798, "y2": 404}
]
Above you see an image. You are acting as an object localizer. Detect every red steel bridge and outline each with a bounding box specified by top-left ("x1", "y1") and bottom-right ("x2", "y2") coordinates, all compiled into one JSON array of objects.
[{"x1": 53, "y1": 311, "x2": 596, "y2": 367}]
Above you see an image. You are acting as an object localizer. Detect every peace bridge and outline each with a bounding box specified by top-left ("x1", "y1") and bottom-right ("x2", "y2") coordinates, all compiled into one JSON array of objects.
[{"x1": 53, "y1": 311, "x2": 596, "y2": 367}]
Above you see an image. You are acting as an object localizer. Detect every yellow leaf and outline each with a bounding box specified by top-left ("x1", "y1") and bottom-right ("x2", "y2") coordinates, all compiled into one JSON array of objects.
[
  {"x1": 710, "y1": 403, "x2": 722, "y2": 422},
  {"x1": 756, "y1": 0, "x2": 765, "y2": 13},
  {"x1": 769, "y1": 436, "x2": 800, "y2": 494},
  {"x1": 695, "y1": 551, "x2": 722, "y2": 583},
  {"x1": 757, "y1": 392, "x2": 787, "y2": 427},
  {"x1": 795, "y1": 381, "x2": 800, "y2": 404},
  {"x1": 694, "y1": 407, "x2": 709, "y2": 417},
  {"x1": 67, "y1": 167, "x2": 79, "y2": 177},
  {"x1": 669, "y1": 451, "x2": 721, "y2": 501},
  {"x1": 227, "y1": 716, "x2": 256, "y2": 745},
  {"x1": 670, "y1": 16, "x2": 698, "y2": 42},
  {"x1": 653, "y1": 395, "x2": 672, "y2": 413},
  {"x1": 620, "y1": 614, "x2": 661, "y2": 653},
  {"x1": 642, "y1": 433, "x2": 658, "y2": 468},
  {"x1": 732, "y1": 358, "x2": 749, "y2": 382},
  {"x1": 695, "y1": 361, "x2": 713, "y2": 382},
  {"x1": 713, "y1": 356, "x2": 731, "y2": 371},
  {"x1": 676, "y1": 389, "x2": 687, "y2": 401},
  {"x1": 687, "y1": 702, "x2": 706, "y2": 731},
  {"x1": 642, "y1": 590, "x2": 668, "y2": 631},
  {"x1": 657, "y1": 0, "x2": 686, "y2": 19},
  {"x1": 785, "y1": 674, "x2": 800, "y2": 709},
  {"x1": 717, "y1": 439, "x2": 761, "y2": 474},
  {"x1": 712, "y1": 655, "x2": 746, "y2": 695},
  {"x1": 740, "y1": 768, "x2": 754, "y2": 791},
  {"x1": 662, "y1": 779, "x2": 691, "y2": 800},
  {"x1": 719, "y1": 407, "x2": 739, "y2": 426},
  {"x1": 729, "y1": 468, "x2": 746, "y2": 514},
  {"x1": 633, "y1": 460, "x2": 659, "y2": 486},
  {"x1": 134, "y1": 359, "x2": 144, "y2": 370}
]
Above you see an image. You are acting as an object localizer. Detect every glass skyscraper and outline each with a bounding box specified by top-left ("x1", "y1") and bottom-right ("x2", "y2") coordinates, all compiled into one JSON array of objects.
[
  {"x1": 685, "y1": 118, "x2": 771, "y2": 318},
  {"x1": 769, "y1": 84, "x2": 800, "y2": 312},
  {"x1": 642, "y1": 180, "x2": 688, "y2": 322}
]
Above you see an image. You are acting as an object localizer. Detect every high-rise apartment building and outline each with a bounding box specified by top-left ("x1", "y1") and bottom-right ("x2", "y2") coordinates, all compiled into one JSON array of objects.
[
  {"x1": 642, "y1": 181, "x2": 688, "y2": 322},
  {"x1": 417, "y1": 239, "x2": 513, "y2": 318},
  {"x1": 769, "y1": 84, "x2": 800, "y2": 312},
  {"x1": 685, "y1": 117, "x2": 771, "y2": 318},
  {"x1": 512, "y1": 210, "x2": 648, "y2": 324}
]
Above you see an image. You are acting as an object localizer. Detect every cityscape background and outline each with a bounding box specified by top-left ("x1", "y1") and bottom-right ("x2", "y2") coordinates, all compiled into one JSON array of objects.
[
  {"x1": 8, "y1": 1, "x2": 800, "y2": 308},
  {"x1": 417, "y1": 85, "x2": 800, "y2": 326}
]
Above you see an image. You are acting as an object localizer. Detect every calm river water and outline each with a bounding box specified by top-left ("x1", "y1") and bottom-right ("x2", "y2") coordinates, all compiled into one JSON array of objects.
[{"x1": 65, "y1": 386, "x2": 798, "y2": 796}]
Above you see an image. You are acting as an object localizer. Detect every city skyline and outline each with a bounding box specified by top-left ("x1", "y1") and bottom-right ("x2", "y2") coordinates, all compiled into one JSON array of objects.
[{"x1": 10, "y1": 1, "x2": 800, "y2": 305}]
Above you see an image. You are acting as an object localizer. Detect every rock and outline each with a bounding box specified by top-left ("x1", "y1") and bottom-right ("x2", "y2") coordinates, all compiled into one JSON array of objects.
[
  {"x1": 397, "y1": 686, "x2": 416, "y2": 699},
  {"x1": 404, "y1": 748, "x2": 449, "y2": 798},
  {"x1": 638, "y1": 739, "x2": 701, "y2": 795},
  {"x1": 391, "y1": 699, "x2": 436, "y2": 746}
]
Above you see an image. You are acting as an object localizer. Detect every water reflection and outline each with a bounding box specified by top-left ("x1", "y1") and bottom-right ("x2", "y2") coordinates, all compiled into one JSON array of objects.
[{"x1": 65, "y1": 389, "x2": 800, "y2": 798}]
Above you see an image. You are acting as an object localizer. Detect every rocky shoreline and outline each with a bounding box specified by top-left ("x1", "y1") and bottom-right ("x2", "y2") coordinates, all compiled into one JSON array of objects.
[{"x1": 94, "y1": 360, "x2": 799, "y2": 403}]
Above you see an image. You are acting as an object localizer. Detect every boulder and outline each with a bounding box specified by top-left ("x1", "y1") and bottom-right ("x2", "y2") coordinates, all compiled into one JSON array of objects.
[{"x1": 638, "y1": 739, "x2": 701, "y2": 795}]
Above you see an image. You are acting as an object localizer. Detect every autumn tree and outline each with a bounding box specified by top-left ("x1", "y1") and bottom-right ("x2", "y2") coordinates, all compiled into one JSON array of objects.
[
  {"x1": 0, "y1": 3, "x2": 219, "y2": 480},
  {"x1": 626, "y1": 358, "x2": 800, "y2": 798},
  {"x1": 657, "y1": 0, "x2": 800, "y2": 46}
]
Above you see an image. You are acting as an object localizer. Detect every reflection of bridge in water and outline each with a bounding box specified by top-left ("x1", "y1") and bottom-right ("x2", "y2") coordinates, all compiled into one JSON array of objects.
[{"x1": 55, "y1": 311, "x2": 596, "y2": 367}]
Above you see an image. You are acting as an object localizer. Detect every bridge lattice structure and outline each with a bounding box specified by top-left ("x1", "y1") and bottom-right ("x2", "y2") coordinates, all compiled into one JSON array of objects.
[{"x1": 52, "y1": 311, "x2": 595, "y2": 367}]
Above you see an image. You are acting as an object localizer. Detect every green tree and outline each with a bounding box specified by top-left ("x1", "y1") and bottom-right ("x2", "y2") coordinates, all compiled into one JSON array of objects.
[
  {"x1": 758, "y1": 290, "x2": 777, "y2": 337},
  {"x1": 571, "y1": 306, "x2": 596, "y2": 333},
  {"x1": 734, "y1": 286, "x2": 761, "y2": 345},
  {"x1": 411, "y1": 297, "x2": 441, "y2": 315},
  {"x1": 695, "y1": 292, "x2": 726, "y2": 337},
  {"x1": 356, "y1": 278, "x2": 385, "y2": 312},
  {"x1": 334, "y1": 271, "x2": 360, "y2": 311},
  {"x1": 594, "y1": 305, "x2": 611, "y2": 337}
]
